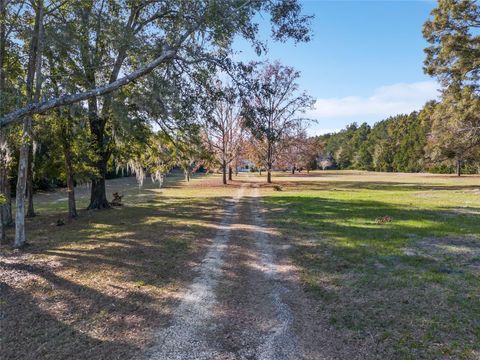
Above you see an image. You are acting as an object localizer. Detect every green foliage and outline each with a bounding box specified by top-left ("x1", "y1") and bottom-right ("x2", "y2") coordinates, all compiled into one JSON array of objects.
[
  {"x1": 423, "y1": 0, "x2": 480, "y2": 91},
  {"x1": 317, "y1": 105, "x2": 480, "y2": 174},
  {"x1": 425, "y1": 87, "x2": 480, "y2": 168},
  {"x1": 422, "y1": 1, "x2": 480, "y2": 175},
  {"x1": 318, "y1": 113, "x2": 430, "y2": 173}
]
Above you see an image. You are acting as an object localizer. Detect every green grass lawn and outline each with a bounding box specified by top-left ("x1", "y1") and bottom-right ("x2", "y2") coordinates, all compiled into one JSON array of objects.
[{"x1": 261, "y1": 171, "x2": 480, "y2": 359}]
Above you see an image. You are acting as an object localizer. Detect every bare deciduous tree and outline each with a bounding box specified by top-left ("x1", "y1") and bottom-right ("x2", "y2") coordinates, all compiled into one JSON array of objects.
[
  {"x1": 205, "y1": 83, "x2": 244, "y2": 184},
  {"x1": 241, "y1": 62, "x2": 314, "y2": 183}
]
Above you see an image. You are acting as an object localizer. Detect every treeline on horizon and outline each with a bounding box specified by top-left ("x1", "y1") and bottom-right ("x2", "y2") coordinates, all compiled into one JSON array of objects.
[{"x1": 316, "y1": 104, "x2": 479, "y2": 176}]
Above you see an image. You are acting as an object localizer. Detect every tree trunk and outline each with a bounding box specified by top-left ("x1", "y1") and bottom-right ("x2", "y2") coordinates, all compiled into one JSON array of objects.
[
  {"x1": 222, "y1": 161, "x2": 227, "y2": 185},
  {"x1": 0, "y1": 126, "x2": 12, "y2": 245},
  {"x1": 267, "y1": 142, "x2": 272, "y2": 183},
  {"x1": 87, "y1": 98, "x2": 110, "y2": 210},
  {"x1": 228, "y1": 166, "x2": 233, "y2": 181},
  {"x1": 14, "y1": 1, "x2": 43, "y2": 248},
  {"x1": 0, "y1": 0, "x2": 5, "y2": 95},
  {"x1": 60, "y1": 114, "x2": 77, "y2": 218},
  {"x1": 184, "y1": 169, "x2": 190, "y2": 182},
  {"x1": 65, "y1": 160, "x2": 77, "y2": 218},
  {"x1": 62, "y1": 137, "x2": 77, "y2": 218},
  {"x1": 15, "y1": 123, "x2": 30, "y2": 247},
  {"x1": 2, "y1": 171, "x2": 11, "y2": 226},
  {"x1": 0, "y1": 131, "x2": 6, "y2": 244},
  {"x1": 291, "y1": 166, "x2": 295, "y2": 175},
  {"x1": 0, "y1": 0, "x2": 11, "y2": 236},
  {"x1": 26, "y1": 144, "x2": 35, "y2": 217},
  {"x1": 456, "y1": 159, "x2": 462, "y2": 177},
  {"x1": 89, "y1": 177, "x2": 109, "y2": 209}
]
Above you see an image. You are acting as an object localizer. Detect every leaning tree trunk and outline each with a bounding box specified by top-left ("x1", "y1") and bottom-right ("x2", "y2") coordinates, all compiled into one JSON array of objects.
[
  {"x1": 15, "y1": 118, "x2": 32, "y2": 247},
  {"x1": 14, "y1": 1, "x2": 43, "y2": 248},
  {"x1": 228, "y1": 166, "x2": 233, "y2": 181},
  {"x1": 0, "y1": 0, "x2": 12, "y2": 233}
]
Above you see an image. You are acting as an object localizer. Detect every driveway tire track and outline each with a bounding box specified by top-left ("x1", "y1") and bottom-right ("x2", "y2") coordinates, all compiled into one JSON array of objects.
[{"x1": 147, "y1": 185, "x2": 246, "y2": 360}]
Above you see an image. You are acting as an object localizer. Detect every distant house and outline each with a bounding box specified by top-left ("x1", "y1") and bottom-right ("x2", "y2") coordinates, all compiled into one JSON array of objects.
[
  {"x1": 237, "y1": 159, "x2": 254, "y2": 172},
  {"x1": 316, "y1": 155, "x2": 335, "y2": 170}
]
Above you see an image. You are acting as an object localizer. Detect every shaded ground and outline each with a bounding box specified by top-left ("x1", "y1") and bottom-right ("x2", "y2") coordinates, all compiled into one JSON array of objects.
[{"x1": 0, "y1": 174, "x2": 243, "y2": 360}]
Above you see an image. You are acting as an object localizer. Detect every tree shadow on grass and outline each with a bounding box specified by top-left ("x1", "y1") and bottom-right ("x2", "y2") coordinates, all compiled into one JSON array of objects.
[
  {"x1": 262, "y1": 195, "x2": 480, "y2": 358},
  {"x1": 274, "y1": 179, "x2": 480, "y2": 192},
  {"x1": 0, "y1": 281, "x2": 141, "y2": 360},
  {"x1": 0, "y1": 196, "x2": 234, "y2": 360}
]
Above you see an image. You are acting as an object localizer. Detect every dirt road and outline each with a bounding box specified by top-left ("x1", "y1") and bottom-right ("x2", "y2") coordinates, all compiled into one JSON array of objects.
[{"x1": 146, "y1": 183, "x2": 326, "y2": 360}]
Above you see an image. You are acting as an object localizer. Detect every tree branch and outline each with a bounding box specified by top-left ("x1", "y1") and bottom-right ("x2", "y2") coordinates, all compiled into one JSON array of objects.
[{"x1": 0, "y1": 47, "x2": 176, "y2": 127}]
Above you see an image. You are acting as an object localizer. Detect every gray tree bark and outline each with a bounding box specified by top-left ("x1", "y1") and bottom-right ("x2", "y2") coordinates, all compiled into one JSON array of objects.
[
  {"x1": 14, "y1": 0, "x2": 44, "y2": 248},
  {"x1": 0, "y1": 0, "x2": 12, "y2": 244},
  {"x1": 26, "y1": 144, "x2": 35, "y2": 217}
]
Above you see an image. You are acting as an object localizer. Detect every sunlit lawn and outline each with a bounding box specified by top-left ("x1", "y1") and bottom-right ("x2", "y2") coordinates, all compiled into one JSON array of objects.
[{"x1": 261, "y1": 170, "x2": 480, "y2": 359}]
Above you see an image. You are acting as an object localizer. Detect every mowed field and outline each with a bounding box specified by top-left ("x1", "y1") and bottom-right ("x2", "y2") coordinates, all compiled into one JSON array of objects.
[
  {"x1": 1, "y1": 171, "x2": 479, "y2": 359},
  {"x1": 261, "y1": 171, "x2": 480, "y2": 359}
]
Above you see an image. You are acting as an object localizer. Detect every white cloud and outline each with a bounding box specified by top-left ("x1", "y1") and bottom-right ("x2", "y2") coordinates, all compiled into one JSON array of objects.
[{"x1": 308, "y1": 81, "x2": 440, "y2": 119}]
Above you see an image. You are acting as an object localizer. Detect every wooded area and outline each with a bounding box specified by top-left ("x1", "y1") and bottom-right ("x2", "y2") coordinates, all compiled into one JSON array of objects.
[{"x1": 0, "y1": 0, "x2": 313, "y2": 247}]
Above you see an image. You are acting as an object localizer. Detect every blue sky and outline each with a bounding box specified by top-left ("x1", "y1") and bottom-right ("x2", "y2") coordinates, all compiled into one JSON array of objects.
[{"x1": 233, "y1": 0, "x2": 440, "y2": 135}]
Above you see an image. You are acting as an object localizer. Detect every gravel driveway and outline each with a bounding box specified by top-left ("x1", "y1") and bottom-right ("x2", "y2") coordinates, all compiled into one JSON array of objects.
[{"x1": 146, "y1": 184, "x2": 326, "y2": 360}]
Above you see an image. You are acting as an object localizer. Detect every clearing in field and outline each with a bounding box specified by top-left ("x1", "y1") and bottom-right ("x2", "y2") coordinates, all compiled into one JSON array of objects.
[{"x1": 1, "y1": 171, "x2": 479, "y2": 359}]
